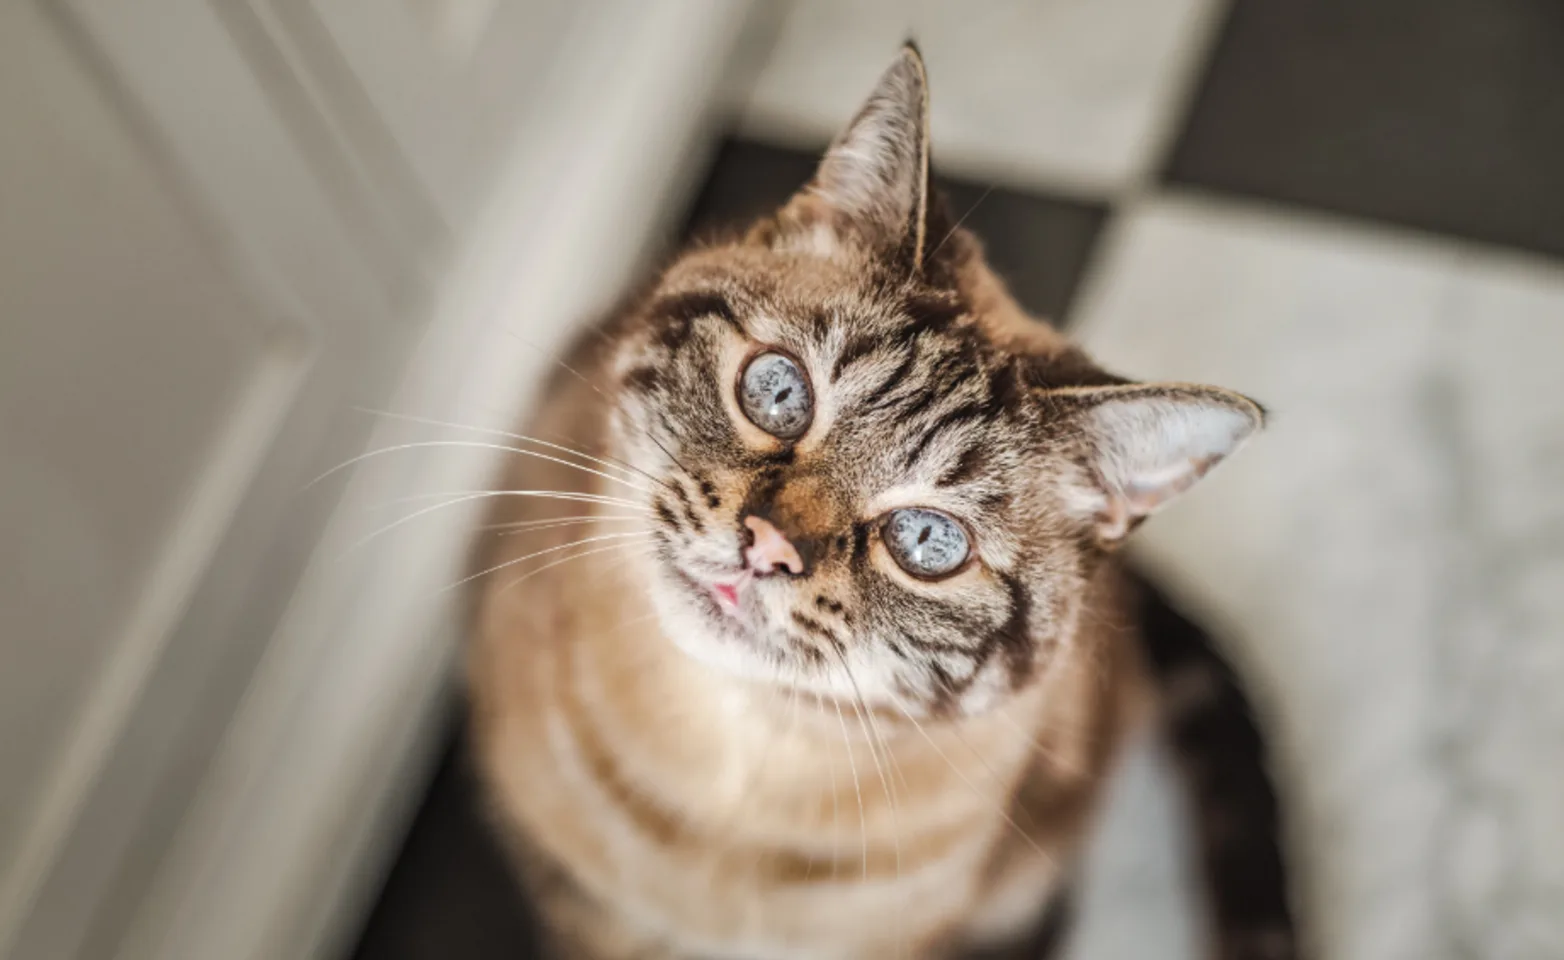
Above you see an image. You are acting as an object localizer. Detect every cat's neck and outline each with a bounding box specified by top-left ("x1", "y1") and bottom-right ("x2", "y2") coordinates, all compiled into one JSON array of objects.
[{"x1": 555, "y1": 530, "x2": 1073, "y2": 844}]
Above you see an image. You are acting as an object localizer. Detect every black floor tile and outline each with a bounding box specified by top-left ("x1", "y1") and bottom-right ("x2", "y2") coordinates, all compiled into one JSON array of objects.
[
  {"x1": 349, "y1": 725, "x2": 544, "y2": 960},
  {"x1": 1167, "y1": 0, "x2": 1564, "y2": 260},
  {"x1": 685, "y1": 139, "x2": 1108, "y2": 325}
]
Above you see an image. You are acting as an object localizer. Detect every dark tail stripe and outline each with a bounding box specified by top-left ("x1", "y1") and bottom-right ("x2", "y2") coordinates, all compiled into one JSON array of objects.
[{"x1": 1133, "y1": 572, "x2": 1299, "y2": 960}]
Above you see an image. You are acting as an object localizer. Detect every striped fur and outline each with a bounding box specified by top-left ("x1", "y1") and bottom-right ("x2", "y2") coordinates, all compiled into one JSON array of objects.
[{"x1": 469, "y1": 44, "x2": 1294, "y2": 960}]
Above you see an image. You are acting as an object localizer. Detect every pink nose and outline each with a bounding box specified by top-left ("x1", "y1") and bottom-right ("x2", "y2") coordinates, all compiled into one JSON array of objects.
[{"x1": 743, "y1": 515, "x2": 804, "y2": 576}]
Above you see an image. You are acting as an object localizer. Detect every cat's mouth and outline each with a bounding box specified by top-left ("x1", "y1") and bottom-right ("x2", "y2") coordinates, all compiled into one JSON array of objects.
[
  {"x1": 707, "y1": 572, "x2": 749, "y2": 614},
  {"x1": 669, "y1": 563, "x2": 753, "y2": 625}
]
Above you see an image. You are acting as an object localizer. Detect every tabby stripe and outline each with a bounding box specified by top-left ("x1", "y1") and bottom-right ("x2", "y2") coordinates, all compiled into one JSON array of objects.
[
  {"x1": 790, "y1": 612, "x2": 840, "y2": 646},
  {"x1": 891, "y1": 379, "x2": 946, "y2": 423},
  {"x1": 653, "y1": 499, "x2": 680, "y2": 531},
  {"x1": 698, "y1": 477, "x2": 721, "y2": 509},
  {"x1": 647, "y1": 291, "x2": 740, "y2": 349},
  {"x1": 985, "y1": 361, "x2": 1025, "y2": 413},
  {"x1": 559, "y1": 643, "x2": 952, "y2": 884},
  {"x1": 936, "y1": 444, "x2": 990, "y2": 488},
  {"x1": 622, "y1": 365, "x2": 661, "y2": 395},
  {"x1": 899, "y1": 291, "x2": 965, "y2": 338},
  {"x1": 992, "y1": 573, "x2": 1035, "y2": 688},
  {"x1": 926, "y1": 660, "x2": 963, "y2": 714},
  {"x1": 901, "y1": 399, "x2": 993, "y2": 470},
  {"x1": 851, "y1": 521, "x2": 872, "y2": 564},
  {"x1": 976, "y1": 490, "x2": 1010, "y2": 512},
  {"x1": 859, "y1": 349, "x2": 919, "y2": 411},
  {"x1": 831, "y1": 334, "x2": 884, "y2": 382},
  {"x1": 669, "y1": 481, "x2": 703, "y2": 534},
  {"x1": 896, "y1": 629, "x2": 968, "y2": 656}
]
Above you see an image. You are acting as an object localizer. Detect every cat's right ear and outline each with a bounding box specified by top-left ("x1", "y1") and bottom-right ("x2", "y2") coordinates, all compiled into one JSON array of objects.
[
  {"x1": 1050, "y1": 384, "x2": 1264, "y2": 544},
  {"x1": 768, "y1": 44, "x2": 934, "y2": 274}
]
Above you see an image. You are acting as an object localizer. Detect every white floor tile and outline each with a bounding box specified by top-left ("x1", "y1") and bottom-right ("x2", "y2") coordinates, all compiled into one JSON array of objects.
[
  {"x1": 737, "y1": 0, "x2": 1225, "y2": 195},
  {"x1": 1070, "y1": 194, "x2": 1564, "y2": 959},
  {"x1": 1062, "y1": 734, "x2": 1205, "y2": 960}
]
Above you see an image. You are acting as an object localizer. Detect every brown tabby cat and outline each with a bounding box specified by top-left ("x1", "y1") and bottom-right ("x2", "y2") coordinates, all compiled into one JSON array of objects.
[{"x1": 470, "y1": 44, "x2": 1295, "y2": 960}]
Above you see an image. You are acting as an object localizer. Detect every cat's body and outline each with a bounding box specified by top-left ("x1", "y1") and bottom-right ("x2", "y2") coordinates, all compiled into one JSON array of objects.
[
  {"x1": 470, "y1": 46, "x2": 1294, "y2": 960},
  {"x1": 470, "y1": 349, "x2": 1146, "y2": 958}
]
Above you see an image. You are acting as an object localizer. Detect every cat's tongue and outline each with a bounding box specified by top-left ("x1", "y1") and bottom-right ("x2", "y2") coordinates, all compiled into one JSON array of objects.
[{"x1": 709, "y1": 573, "x2": 751, "y2": 613}]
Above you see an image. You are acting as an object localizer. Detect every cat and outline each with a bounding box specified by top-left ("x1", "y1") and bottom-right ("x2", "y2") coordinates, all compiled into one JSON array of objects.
[{"x1": 468, "y1": 43, "x2": 1296, "y2": 960}]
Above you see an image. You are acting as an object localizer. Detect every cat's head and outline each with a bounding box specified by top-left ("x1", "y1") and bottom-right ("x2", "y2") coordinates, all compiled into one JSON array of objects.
[{"x1": 608, "y1": 45, "x2": 1260, "y2": 718}]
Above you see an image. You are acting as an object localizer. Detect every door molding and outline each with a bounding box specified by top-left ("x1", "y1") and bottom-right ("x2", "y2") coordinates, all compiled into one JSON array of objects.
[{"x1": 106, "y1": 5, "x2": 756, "y2": 960}]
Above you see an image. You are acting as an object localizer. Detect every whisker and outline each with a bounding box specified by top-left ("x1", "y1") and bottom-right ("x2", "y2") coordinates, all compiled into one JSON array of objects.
[
  {"x1": 940, "y1": 718, "x2": 1044, "y2": 837},
  {"x1": 342, "y1": 490, "x2": 644, "y2": 557},
  {"x1": 991, "y1": 704, "x2": 1068, "y2": 765},
  {"x1": 529, "y1": 423, "x2": 673, "y2": 494},
  {"x1": 487, "y1": 515, "x2": 643, "y2": 536},
  {"x1": 603, "y1": 610, "x2": 661, "y2": 636},
  {"x1": 509, "y1": 331, "x2": 614, "y2": 402},
  {"x1": 832, "y1": 653, "x2": 901, "y2": 883},
  {"x1": 597, "y1": 542, "x2": 659, "y2": 575},
  {"x1": 352, "y1": 407, "x2": 666, "y2": 491},
  {"x1": 574, "y1": 444, "x2": 669, "y2": 493},
  {"x1": 637, "y1": 422, "x2": 698, "y2": 482},
  {"x1": 891, "y1": 704, "x2": 1051, "y2": 861},
  {"x1": 451, "y1": 531, "x2": 651, "y2": 592},
  {"x1": 927, "y1": 184, "x2": 994, "y2": 262},
  {"x1": 836, "y1": 657, "x2": 908, "y2": 795},
  {"x1": 307, "y1": 439, "x2": 651, "y2": 495},
  {"x1": 703, "y1": 664, "x2": 801, "y2": 883},
  {"x1": 504, "y1": 335, "x2": 667, "y2": 479},
  {"x1": 853, "y1": 702, "x2": 899, "y2": 884},
  {"x1": 818, "y1": 698, "x2": 841, "y2": 879},
  {"x1": 497, "y1": 539, "x2": 658, "y2": 596},
  {"x1": 784, "y1": 682, "x2": 814, "y2": 881},
  {"x1": 828, "y1": 694, "x2": 870, "y2": 881},
  {"x1": 369, "y1": 489, "x2": 645, "y2": 511}
]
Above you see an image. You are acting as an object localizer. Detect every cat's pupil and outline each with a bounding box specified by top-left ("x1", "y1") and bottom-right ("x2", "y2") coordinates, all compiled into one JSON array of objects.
[
  {"x1": 739, "y1": 352, "x2": 812, "y2": 439},
  {"x1": 884, "y1": 508, "x2": 969, "y2": 578}
]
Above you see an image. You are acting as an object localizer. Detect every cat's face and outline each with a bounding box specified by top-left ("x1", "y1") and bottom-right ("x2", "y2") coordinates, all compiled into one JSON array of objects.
[
  {"x1": 611, "y1": 250, "x2": 1069, "y2": 717},
  {"x1": 607, "y1": 47, "x2": 1261, "y2": 718}
]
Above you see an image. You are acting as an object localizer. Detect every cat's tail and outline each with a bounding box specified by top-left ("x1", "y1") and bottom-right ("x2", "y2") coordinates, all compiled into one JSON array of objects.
[{"x1": 1133, "y1": 572, "x2": 1301, "y2": 960}]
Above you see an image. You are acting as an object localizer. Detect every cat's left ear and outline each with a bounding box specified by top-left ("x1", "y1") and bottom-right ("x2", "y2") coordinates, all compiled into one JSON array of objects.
[
  {"x1": 775, "y1": 43, "x2": 936, "y2": 273},
  {"x1": 1052, "y1": 384, "x2": 1264, "y2": 543}
]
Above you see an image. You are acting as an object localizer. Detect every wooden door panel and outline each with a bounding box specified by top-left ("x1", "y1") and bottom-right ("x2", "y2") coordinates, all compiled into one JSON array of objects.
[
  {"x1": 0, "y1": 0, "x2": 307, "y2": 922},
  {"x1": 281, "y1": 0, "x2": 575, "y2": 228}
]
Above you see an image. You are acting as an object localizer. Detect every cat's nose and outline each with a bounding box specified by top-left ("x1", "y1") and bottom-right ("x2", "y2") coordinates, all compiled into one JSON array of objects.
[{"x1": 742, "y1": 515, "x2": 805, "y2": 576}]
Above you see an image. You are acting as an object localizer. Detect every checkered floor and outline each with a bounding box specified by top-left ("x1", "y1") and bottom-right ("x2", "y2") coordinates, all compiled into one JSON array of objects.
[{"x1": 351, "y1": 3, "x2": 1564, "y2": 958}]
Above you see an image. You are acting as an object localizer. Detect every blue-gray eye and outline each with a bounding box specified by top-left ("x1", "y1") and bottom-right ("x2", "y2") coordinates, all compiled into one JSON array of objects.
[
  {"x1": 883, "y1": 508, "x2": 970, "y2": 578},
  {"x1": 739, "y1": 352, "x2": 812, "y2": 438}
]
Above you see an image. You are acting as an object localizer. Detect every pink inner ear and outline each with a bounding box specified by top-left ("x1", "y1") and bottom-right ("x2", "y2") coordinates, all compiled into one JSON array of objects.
[
  {"x1": 1080, "y1": 391, "x2": 1258, "y2": 543},
  {"x1": 1123, "y1": 454, "x2": 1217, "y2": 515}
]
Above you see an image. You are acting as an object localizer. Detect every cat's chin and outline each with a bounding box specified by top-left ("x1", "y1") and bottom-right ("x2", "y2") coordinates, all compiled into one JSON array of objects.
[{"x1": 650, "y1": 560, "x2": 790, "y2": 679}]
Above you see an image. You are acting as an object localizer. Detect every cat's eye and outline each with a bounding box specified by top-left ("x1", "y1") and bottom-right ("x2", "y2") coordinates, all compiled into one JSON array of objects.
[
  {"x1": 738, "y1": 351, "x2": 812, "y2": 439},
  {"x1": 882, "y1": 508, "x2": 970, "y2": 579}
]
